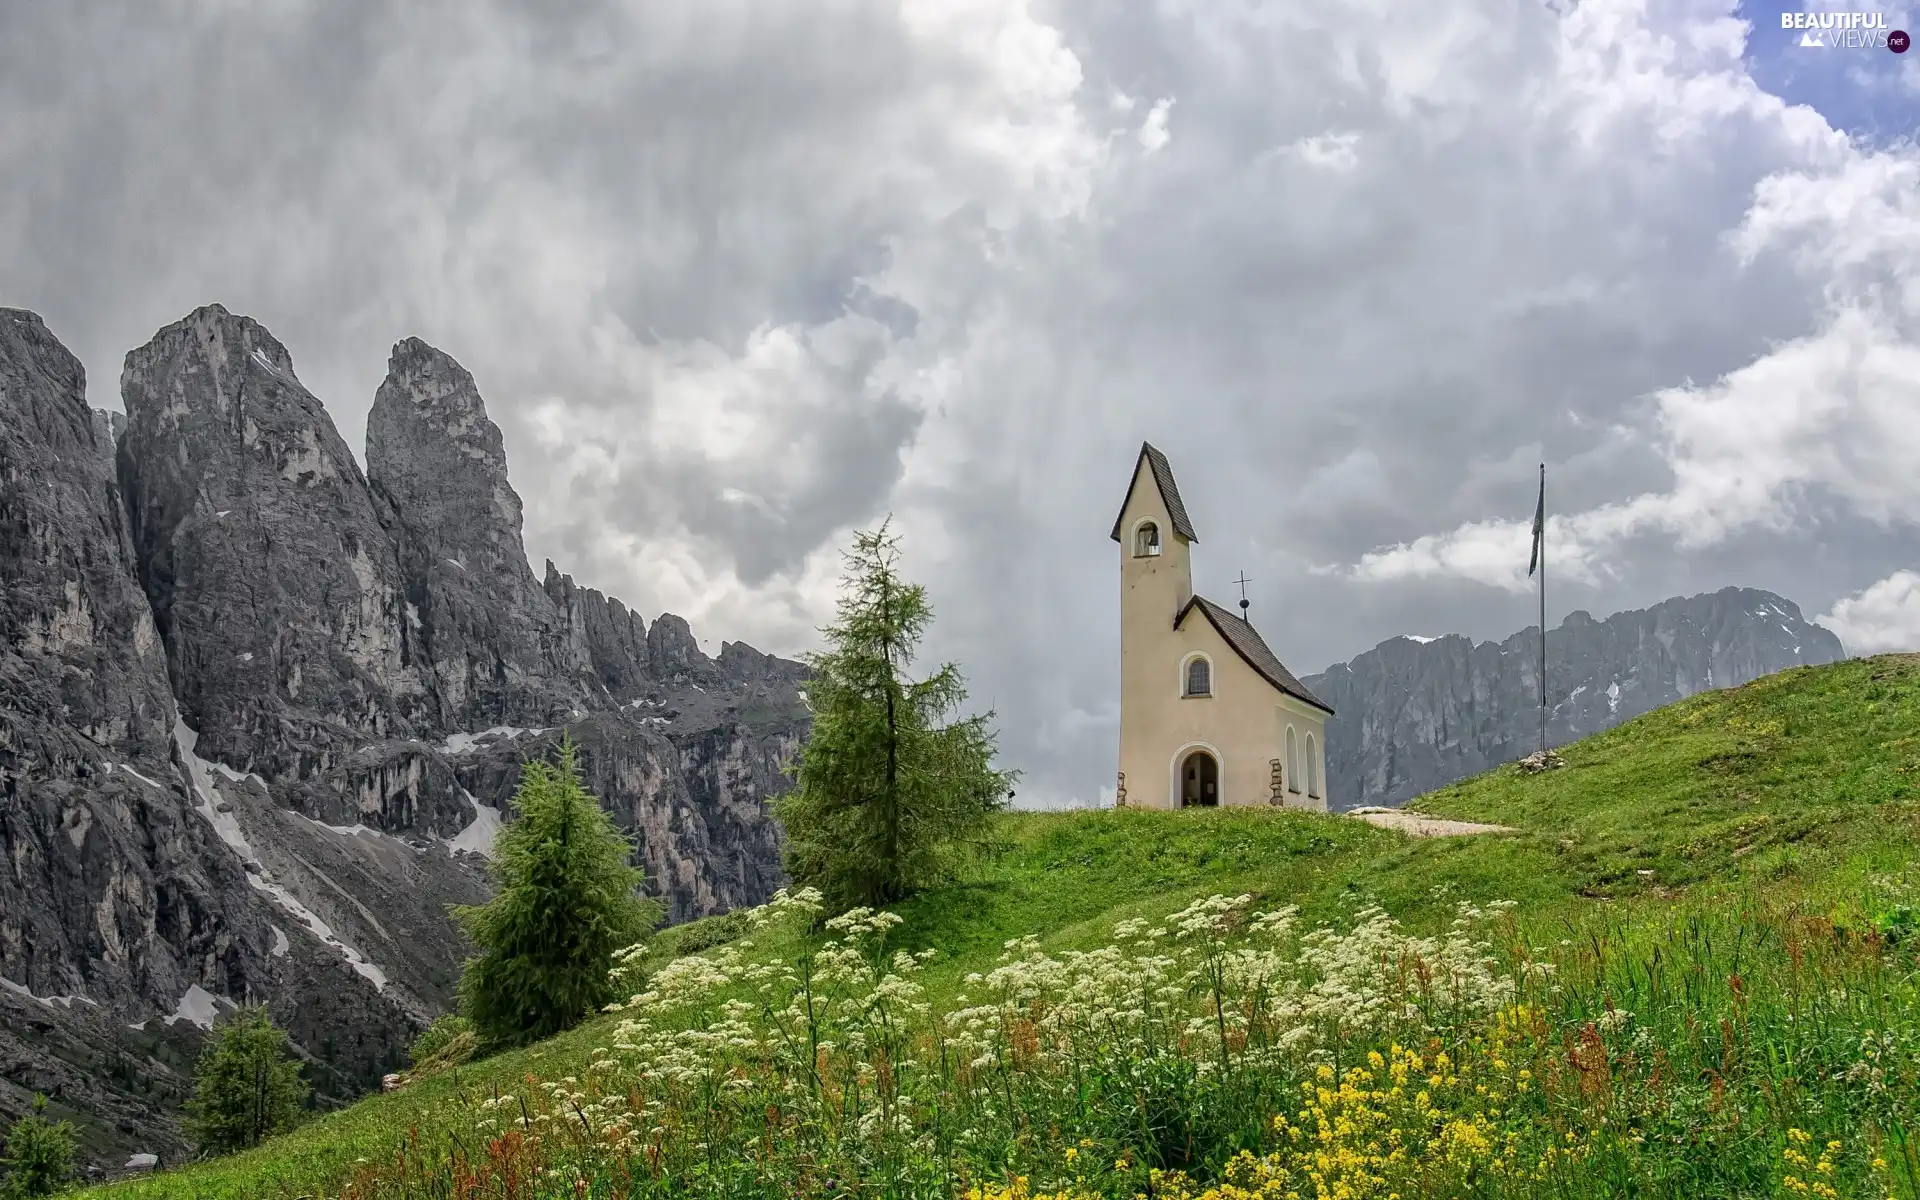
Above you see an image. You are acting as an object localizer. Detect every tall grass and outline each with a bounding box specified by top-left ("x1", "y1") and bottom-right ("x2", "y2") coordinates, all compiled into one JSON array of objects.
[{"x1": 278, "y1": 870, "x2": 1920, "y2": 1200}]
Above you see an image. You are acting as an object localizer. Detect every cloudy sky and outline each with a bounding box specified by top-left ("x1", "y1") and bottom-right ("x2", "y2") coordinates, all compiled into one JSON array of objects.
[{"x1": 4, "y1": 0, "x2": 1917, "y2": 807}]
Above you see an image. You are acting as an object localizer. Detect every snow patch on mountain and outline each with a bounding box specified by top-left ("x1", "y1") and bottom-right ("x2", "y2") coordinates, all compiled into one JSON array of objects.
[
  {"x1": 0, "y1": 977, "x2": 97, "y2": 1009},
  {"x1": 295, "y1": 814, "x2": 416, "y2": 848},
  {"x1": 165, "y1": 984, "x2": 231, "y2": 1031},
  {"x1": 115, "y1": 763, "x2": 167, "y2": 790},
  {"x1": 209, "y1": 760, "x2": 270, "y2": 790},
  {"x1": 449, "y1": 788, "x2": 503, "y2": 859},
  {"x1": 441, "y1": 726, "x2": 546, "y2": 755},
  {"x1": 173, "y1": 717, "x2": 391, "y2": 991}
]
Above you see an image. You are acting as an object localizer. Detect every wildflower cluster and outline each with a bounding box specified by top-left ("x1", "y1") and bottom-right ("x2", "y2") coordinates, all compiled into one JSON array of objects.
[
  {"x1": 329, "y1": 881, "x2": 1920, "y2": 1200},
  {"x1": 1783, "y1": 1128, "x2": 1842, "y2": 1199}
]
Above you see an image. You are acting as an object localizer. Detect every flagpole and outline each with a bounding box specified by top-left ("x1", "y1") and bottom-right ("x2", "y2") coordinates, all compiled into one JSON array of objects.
[{"x1": 1538, "y1": 463, "x2": 1547, "y2": 755}]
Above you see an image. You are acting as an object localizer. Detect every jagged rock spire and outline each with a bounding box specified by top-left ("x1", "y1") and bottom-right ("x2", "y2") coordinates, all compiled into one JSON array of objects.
[{"x1": 366, "y1": 336, "x2": 591, "y2": 725}]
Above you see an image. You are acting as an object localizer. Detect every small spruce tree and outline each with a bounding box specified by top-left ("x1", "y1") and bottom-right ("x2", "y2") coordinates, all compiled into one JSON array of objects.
[
  {"x1": 1, "y1": 1095, "x2": 76, "y2": 1199},
  {"x1": 452, "y1": 737, "x2": 662, "y2": 1049},
  {"x1": 775, "y1": 519, "x2": 1015, "y2": 911},
  {"x1": 183, "y1": 1007, "x2": 308, "y2": 1157}
]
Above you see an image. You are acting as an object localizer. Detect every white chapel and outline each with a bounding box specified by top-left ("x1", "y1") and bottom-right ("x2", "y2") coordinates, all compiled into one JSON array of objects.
[{"x1": 1111, "y1": 442, "x2": 1333, "y2": 811}]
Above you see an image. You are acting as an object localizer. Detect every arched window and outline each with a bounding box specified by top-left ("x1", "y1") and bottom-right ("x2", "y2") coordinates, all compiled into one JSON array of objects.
[
  {"x1": 1285, "y1": 726, "x2": 1300, "y2": 794},
  {"x1": 1305, "y1": 733, "x2": 1320, "y2": 798},
  {"x1": 1183, "y1": 655, "x2": 1211, "y2": 697},
  {"x1": 1133, "y1": 521, "x2": 1162, "y2": 557}
]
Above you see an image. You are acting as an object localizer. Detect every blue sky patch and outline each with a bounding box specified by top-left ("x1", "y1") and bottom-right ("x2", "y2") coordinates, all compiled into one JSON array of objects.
[{"x1": 1737, "y1": 0, "x2": 1918, "y2": 142}]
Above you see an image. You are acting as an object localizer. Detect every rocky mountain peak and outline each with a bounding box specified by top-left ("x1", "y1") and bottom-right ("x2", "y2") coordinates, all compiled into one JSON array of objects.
[
  {"x1": 120, "y1": 304, "x2": 300, "y2": 422},
  {"x1": 0, "y1": 308, "x2": 173, "y2": 757},
  {"x1": 370, "y1": 337, "x2": 512, "y2": 485},
  {"x1": 542, "y1": 561, "x2": 652, "y2": 702},
  {"x1": 366, "y1": 335, "x2": 531, "y2": 581},
  {"x1": 718, "y1": 640, "x2": 773, "y2": 681},
  {"x1": 648, "y1": 612, "x2": 709, "y2": 680},
  {"x1": 366, "y1": 338, "x2": 591, "y2": 727},
  {"x1": 4, "y1": 305, "x2": 808, "y2": 1172},
  {"x1": 89, "y1": 409, "x2": 120, "y2": 460},
  {"x1": 3, "y1": 308, "x2": 83, "y2": 432},
  {"x1": 118, "y1": 306, "x2": 430, "y2": 776}
]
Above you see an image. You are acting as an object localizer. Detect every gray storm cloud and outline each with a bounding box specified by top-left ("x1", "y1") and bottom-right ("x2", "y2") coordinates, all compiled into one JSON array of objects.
[{"x1": 3, "y1": 0, "x2": 1916, "y2": 807}]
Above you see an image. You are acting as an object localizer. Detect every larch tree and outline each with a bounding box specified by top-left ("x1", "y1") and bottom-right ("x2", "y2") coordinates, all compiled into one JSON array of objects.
[
  {"x1": 775, "y1": 519, "x2": 1015, "y2": 912},
  {"x1": 182, "y1": 1007, "x2": 308, "y2": 1157},
  {"x1": 452, "y1": 737, "x2": 661, "y2": 1049}
]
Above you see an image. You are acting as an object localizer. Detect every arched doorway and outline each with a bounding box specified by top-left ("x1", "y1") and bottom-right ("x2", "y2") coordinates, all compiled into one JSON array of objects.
[{"x1": 1180, "y1": 749, "x2": 1219, "y2": 807}]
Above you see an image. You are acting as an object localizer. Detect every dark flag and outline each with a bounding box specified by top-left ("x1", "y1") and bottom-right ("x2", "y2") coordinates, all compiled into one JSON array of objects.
[
  {"x1": 1528, "y1": 467, "x2": 1545, "y2": 578},
  {"x1": 1530, "y1": 463, "x2": 1547, "y2": 754}
]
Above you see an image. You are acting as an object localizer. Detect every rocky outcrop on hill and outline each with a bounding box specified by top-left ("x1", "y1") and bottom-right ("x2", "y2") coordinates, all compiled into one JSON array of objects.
[
  {"x1": 1302, "y1": 587, "x2": 1846, "y2": 810},
  {"x1": 0, "y1": 305, "x2": 805, "y2": 1177}
]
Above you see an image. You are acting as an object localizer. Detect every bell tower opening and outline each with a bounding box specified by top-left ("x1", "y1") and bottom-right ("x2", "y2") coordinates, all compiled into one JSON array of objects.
[
  {"x1": 1179, "y1": 748, "x2": 1219, "y2": 807},
  {"x1": 1134, "y1": 520, "x2": 1162, "y2": 557}
]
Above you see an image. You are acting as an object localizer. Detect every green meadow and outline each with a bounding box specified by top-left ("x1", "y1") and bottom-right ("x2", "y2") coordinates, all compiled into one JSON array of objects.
[{"x1": 77, "y1": 654, "x2": 1920, "y2": 1199}]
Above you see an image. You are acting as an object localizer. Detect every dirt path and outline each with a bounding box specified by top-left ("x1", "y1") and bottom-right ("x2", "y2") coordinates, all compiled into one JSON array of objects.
[{"x1": 1346, "y1": 807, "x2": 1515, "y2": 837}]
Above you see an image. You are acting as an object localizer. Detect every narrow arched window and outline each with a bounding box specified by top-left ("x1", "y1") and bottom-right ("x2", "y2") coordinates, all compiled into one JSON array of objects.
[
  {"x1": 1134, "y1": 521, "x2": 1161, "y2": 557},
  {"x1": 1305, "y1": 733, "x2": 1320, "y2": 798},
  {"x1": 1184, "y1": 656, "x2": 1211, "y2": 697},
  {"x1": 1286, "y1": 726, "x2": 1300, "y2": 793}
]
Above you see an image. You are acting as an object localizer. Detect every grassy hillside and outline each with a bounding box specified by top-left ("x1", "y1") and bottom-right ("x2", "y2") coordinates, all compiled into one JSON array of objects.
[{"x1": 75, "y1": 654, "x2": 1920, "y2": 1199}]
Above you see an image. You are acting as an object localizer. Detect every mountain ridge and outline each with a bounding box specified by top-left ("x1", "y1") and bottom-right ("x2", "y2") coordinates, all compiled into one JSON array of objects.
[{"x1": 1300, "y1": 585, "x2": 1846, "y2": 810}]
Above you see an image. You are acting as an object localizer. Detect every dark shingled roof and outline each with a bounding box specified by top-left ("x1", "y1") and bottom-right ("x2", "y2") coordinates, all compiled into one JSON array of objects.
[
  {"x1": 1110, "y1": 442, "x2": 1198, "y2": 544},
  {"x1": 1176, "y1": 595, "x2": 1334, "y2": 716}
]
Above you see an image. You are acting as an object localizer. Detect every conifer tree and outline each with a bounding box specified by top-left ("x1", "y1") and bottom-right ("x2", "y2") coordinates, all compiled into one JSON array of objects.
[
  {"x1": 182, "y1": 1007, "x2": 308, "y2": 1157},
  {"x1": 1, "y1": 1095, "x2": 76, "y2": 1199},
  {"x1": 452, "y1": 737, "x2": 661, "y2": 1048},
  {"x1": 776, "y1": 520, "x2": 1015, "y2": 911}
]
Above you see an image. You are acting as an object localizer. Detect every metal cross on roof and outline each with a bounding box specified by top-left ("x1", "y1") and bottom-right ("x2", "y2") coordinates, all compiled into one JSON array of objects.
[{"x1": 1234, "y1": 570, "x2": 1252, "y2": 620}]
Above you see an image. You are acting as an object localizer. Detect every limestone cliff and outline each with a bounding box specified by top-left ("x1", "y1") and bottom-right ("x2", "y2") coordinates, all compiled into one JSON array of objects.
[{"x1": 0, "y1": 307, "x2": 804, "y2": 1179}]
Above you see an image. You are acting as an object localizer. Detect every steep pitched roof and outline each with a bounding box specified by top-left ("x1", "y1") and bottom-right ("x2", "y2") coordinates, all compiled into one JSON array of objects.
[
  {"x1": 1109, "y1": 442, "x2": 1198, "y2": 544},
  {"x1": 1176, "y1": 595, "x2": 1334, "y2": 715}
]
